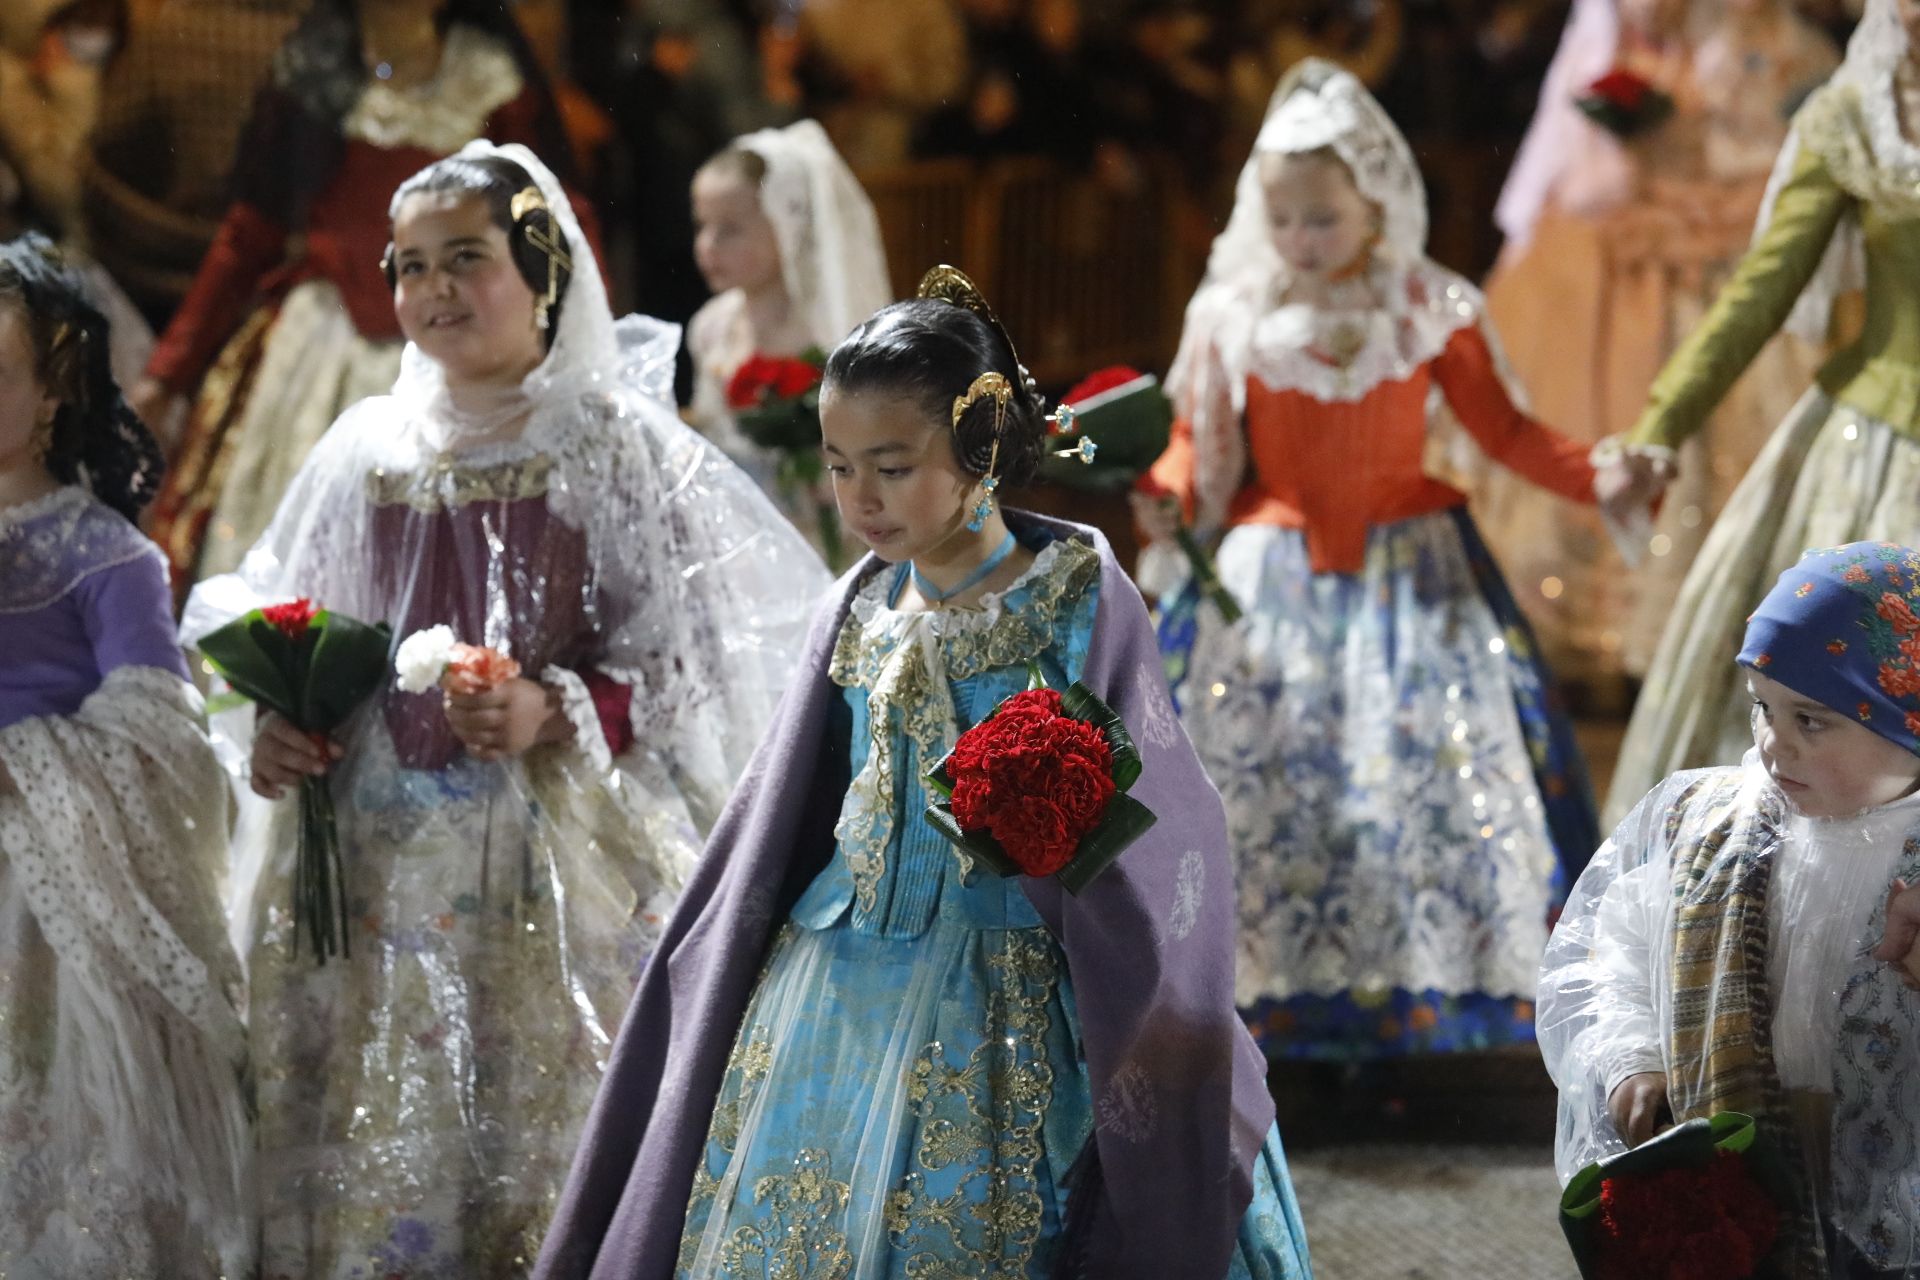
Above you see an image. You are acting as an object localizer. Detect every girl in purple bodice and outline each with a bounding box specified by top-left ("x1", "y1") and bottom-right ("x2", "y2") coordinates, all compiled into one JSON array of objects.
[
  {"x1": 0, "y1": 233, "x2": 251, "y2": 1276},
  {"x1": 179, "y1": 143, "x2": 828, "y2": 1278}
]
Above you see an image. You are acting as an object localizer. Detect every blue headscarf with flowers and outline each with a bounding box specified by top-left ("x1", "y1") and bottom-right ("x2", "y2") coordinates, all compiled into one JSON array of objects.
[{"x1": 1738, "y1": 541, "x2": 1920, "y2": 756}]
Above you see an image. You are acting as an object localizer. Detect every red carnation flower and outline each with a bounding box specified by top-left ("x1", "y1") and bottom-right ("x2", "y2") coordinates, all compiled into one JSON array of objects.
[
  {"x1": 945, "y1": 686, "x2": 1118, "y2": 878},
  {"x1": 1588, "y1": 69, "x2": 1652, "y2": 111},
  {"x1": 1062, "y1": 365, "x2": 1145, "y2": 406},
  {"x1": 988, "y1": 795, "x2": 1076, "y2": 877},
  {"x1": 725, "y1": 353, "x2": 822, "y2": 410},
  {"x1": 262, "y1": 597, "x2": 318, "y2": 639}
]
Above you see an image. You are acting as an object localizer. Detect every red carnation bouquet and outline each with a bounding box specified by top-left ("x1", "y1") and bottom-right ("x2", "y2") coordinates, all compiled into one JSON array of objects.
[
  {"x1": 197, "y1": 598, "x2": 391, "y2": 963},
  {"x1": 923, "y1": 662, "x2": 1157, "y2": 893},
  {"x1": 725, "y1": 347, "x2": 842, "y2": 563},
  {"x1": 1560, "y1": 1113, "x2": 1787, "y2": 1280},
  {"x1": 1577, "y1": 68, "x2": 1675, "y2": 138}
]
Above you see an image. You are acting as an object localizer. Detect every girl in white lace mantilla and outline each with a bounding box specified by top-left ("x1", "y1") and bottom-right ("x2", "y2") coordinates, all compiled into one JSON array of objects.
[
  {"x1": 181, "y1": 143, "x2": 829, "y2": 1278},
  {"x1": 686, "y1": 119, "x2": 891, "y2": 568},
  {"x1": 0, "y1": 234, "x2": 251, "y2": 1278},
  {"x1": 1137, "y1": 59, "x2": 1663, "y2": 1061}
]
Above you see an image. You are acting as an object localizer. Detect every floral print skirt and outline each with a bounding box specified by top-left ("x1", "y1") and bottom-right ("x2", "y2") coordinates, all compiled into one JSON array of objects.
[{"x1": 1168, "y1": 510, "x2": 1597, "y2": 1060}]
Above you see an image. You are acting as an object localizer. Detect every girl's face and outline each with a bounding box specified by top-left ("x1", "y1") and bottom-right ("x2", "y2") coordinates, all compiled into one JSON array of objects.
[
  {"x1": 692, "y1": 169, "x2": 783, "y2": 296},
  {"x1": 1749, "y1": 670, "x2": 1920, "y2": 817},
  {"x1": 1259, "y1": 151, "x2": 1379, "y2": 283},
  {"x1": 0, "y1": 303, "x2": 55, "y2": 478},
  {"x1": 820, "y1": 385, "x2": 977, "y2": 563},
  {"x1": 390, "y1": 191, "x2": 546, "y2": 390}
]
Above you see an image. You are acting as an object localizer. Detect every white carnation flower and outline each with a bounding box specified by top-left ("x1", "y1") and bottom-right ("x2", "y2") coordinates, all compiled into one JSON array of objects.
[{"x1": 394, "y1": 624, "x2": 459, "y2": 693}]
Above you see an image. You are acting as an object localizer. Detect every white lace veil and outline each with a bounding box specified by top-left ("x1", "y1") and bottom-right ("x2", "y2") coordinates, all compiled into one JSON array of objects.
[
  {"x1": 1753, "y1": 0, "x2": 1898, "y2": 340},
  {"x1": 1193, "y1": 58, "x2": 1428, "y2": 299},
  {"x1": 388, "y1": 140, "x2": 673, "y2": 423},
  {"x1": 736, "y1": 119, "x2": 893, "y2": 350},
  {"x1": 1165, "y1": 60, "x2": 1514, "y2": 529}
]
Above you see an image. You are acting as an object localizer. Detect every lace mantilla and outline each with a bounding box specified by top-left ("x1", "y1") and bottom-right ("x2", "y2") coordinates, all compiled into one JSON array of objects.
[
  {"x1": 1232, "y1": 259, "x2": 1488, "y2": 405},
  {"x1": 1797, "y1": 82, "x2": 1920, "y2": 219},
  {"x1": 826, "y1": 537, "x2": 1099, "y2": 912},
  {"x1": 342, "y1": 26, "x2": 523, "y2": 152},
  {"x1": 0, "y1": 486, "x2": 163, "y2": 615}
]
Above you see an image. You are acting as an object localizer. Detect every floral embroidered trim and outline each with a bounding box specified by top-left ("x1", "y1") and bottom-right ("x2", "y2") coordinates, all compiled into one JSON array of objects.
[{"x1": 0, "y1": 487, "x2": 164, "y2": 616}]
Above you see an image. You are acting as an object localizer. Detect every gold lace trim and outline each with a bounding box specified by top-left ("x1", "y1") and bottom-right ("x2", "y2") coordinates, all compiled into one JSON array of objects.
[
  {"x1": 829, "y1": 537, "x2": 1102, "y2": 690},
  {"x1": 1796, "y1": 82, "x2": 1920, "y2": 220},
  {"x1": 883, "y1": 930, "x2": 1060, "y2": 1271},
  {"x1": 676, "y1": 928, "x2": 1064, "y2": 1276},
  {"x1": 364, "y1": 453, "x2": 553, "y2": 512}
]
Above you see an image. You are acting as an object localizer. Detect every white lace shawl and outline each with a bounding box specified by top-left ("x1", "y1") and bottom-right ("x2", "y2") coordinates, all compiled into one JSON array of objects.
[
  {"x1": 1754, "y1": 0, "x2": 1903, "y2": 340},
  {"x1": 0, "y1": 666, "x2": 250, "y2": 1269}
]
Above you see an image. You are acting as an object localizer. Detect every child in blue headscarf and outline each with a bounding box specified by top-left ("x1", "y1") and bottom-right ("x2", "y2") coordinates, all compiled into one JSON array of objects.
[{"x1": 1540, "y1": 541, "x2": 1920, "y2": 1278}]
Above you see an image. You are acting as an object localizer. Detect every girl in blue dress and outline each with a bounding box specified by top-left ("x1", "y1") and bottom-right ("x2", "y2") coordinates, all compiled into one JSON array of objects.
[{"x1": 535, "y1": 268, "x2": 1312, "y2": 1280}]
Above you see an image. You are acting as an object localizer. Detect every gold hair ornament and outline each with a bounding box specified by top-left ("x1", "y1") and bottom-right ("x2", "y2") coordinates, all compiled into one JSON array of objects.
[
  {"x1": 918, "y1": 267, "x2": 1028, "y2": 532},
  {"x1": 511, "y1": 185, "x2": 573, "y2": 331}
]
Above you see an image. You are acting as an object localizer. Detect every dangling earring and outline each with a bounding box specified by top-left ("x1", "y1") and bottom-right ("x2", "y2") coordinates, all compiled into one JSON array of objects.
[{"x1": 952, "y1": 371, "x2": 1013, "y2": 532}]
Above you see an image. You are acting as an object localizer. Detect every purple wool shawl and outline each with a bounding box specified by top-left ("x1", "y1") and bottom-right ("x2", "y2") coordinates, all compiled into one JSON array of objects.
[{"x1": 532, "y1": 514, "x2": 1275, "y2": 1280}]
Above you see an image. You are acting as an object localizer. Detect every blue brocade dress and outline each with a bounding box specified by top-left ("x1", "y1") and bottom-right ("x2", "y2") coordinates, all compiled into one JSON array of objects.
[{"x1": 675, "y1": 535, "x2": 1312, "y2": 1279}]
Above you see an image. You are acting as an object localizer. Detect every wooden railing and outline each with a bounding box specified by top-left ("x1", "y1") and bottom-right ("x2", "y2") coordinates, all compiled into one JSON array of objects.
[{"x1": 857, "y1": 157, "x2": 1202, "y2": 387}]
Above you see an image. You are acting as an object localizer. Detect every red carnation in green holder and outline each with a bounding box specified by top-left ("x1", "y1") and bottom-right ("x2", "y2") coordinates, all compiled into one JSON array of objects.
[
  {"x1": 196, "y1": 598, "x2": 391, "y2": 963},
  {"x1": 1559, "y1": 1112, "x2": 1790, "y2": 1280},
  {"x1": 923, "y1": 661, "x2": 1157, "y2": 893},
  {"x1": 724, "y1": 347, "x2": 841, "y2": 563},
  {"x1": 1576, "y1": 68, "x2": 1674, "y2": 138}
]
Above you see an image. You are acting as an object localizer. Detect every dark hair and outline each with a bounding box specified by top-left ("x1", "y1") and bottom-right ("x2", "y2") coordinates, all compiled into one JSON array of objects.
[
  {"x1": 823, "y1": 299, "x2": 1048, "y2": 487},
  {"x1": 232, "y1": 0, "x2": 575, "y2": 229},
  {"x1": 697, "y1": 146, "x2": 769, "y2": 189},
  {"x1": 384, "y1": 153, "x2": 574, "y2": 345},
  {"x1": 0, "y1": 234, "x2": 164, "y2": 521}
]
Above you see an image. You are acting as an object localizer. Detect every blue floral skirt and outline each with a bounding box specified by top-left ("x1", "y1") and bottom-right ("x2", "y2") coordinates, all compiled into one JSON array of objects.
[{"x1": 1162, "y1": 510, "x2": 1597, "y2": 1060}]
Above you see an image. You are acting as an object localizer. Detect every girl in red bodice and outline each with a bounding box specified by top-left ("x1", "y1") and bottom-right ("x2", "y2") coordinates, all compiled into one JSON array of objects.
[{"x1": 1136, "y1": 59, "x2": 1664, "y2": 1065}]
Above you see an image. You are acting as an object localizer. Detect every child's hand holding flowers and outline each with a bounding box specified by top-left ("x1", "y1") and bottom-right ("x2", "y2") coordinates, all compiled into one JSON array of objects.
[{"x1": 395, "y1": 627, "x2": 571, "y2": 762}]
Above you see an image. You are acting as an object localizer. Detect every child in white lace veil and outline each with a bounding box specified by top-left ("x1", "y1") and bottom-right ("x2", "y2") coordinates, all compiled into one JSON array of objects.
[
  {"x1": 1138, "y1": 60, "x2": 1655, "y2": 1067},
  {"x1": 686, "y1": 118, "x2": 891, "y2": 566},
  {"x1": 179, "y1": 139, "x2": 830, "y2": 1276}
]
